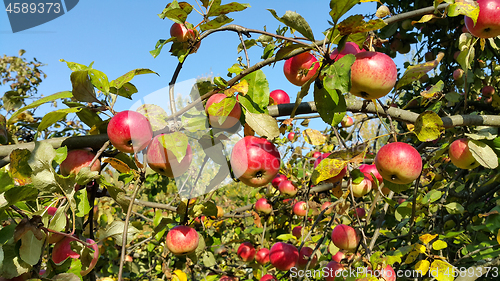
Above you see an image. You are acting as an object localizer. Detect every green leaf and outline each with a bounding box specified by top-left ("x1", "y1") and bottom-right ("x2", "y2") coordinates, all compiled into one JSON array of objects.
[
  {"x1": 70, "y1": 71, "x2": 97, "y2": 103},
  {"x1": 0, "y1": 169, "x2": 15, "y2": 194},
  {"x1": 447, "y1": 0, "x2": 479, "y2": 25},
  {"x1": 397, "y1": 57, "x2": 442, "y2": 89},
  {"x1": 330, "y1": 0, "x2": 360, "y2": 24},
  {"x1": 207, "y1": 2, "x2": 250, "y2": 17},
  {"x1": 97, "y1": 220, "x2": 139, "y2": 245},
  {"x1": 268, "y1": 9, "x2": 315, "y2": 41},
  {"x1": 395, "y1": 201, "x2": 412, "y2": 221},
  {"x1": 59, "y1": 59, "x2": 91, "y2": 71},
  {"x1": 242, "y1": 70, "x2": 270, "y2": 112},
  {"x1": 158, "y1": 0, "x2": 193, "y2": 23},
  {"x1": 8, "y1": 91, "x2": 73, "y2": 125},
  {"x1": 136, "y1": 104, "x2": 169, "y2": 131},
  {"x1": 149, "y1": 39, "x2": 174, "y2": 58},
  {"x1": 275, "y1": 44, "x2": 308, "y2": 62},
  {"x1": 323, "y1": 54, "x2": 355, "y2": 94},
  {"x1": 444, "y1": 202, "x2": 465, "y2": 215},
  {"x1": 383, "y1": 180, "x2": 411, "y2": 193},
  {"x1": 88, "y1": 69, "x2": 110, "y2": 94},
  {"x1": 0, "y1": 244, "x2": 31, "y2": 279},
  {"x1": 414, "y1": 111, "x2": 444, "y2": 142},
  {"x1": 276, "y1": 234, "x2": 296, "y2": 241},
  {"x1": 158, "y1": 132, "x2": 189, "y2": 163},
  {"x1": 19, "y1": 230, "x2": 44, "y2": 266},
  {"x1": 337, "y1": 15, "x2": 387, "y2": 35},
  {"x1": 244, "y1": 112, "x2": 280, "y2": 140},
  {"x1": 38, "y1": 107, "x2": 82, "y2": 133},
  {"x1": 469, "y1": 140, "x2": 498, "y2": 169},
  {"x1": 0, "y1": 114, "x2": 7, "y2": 144},
  {"x1": 75, "y1": 189, "x2": 91, "y2": 218},
  {"x1": 48, "y1": 205, "x2": 67, "y2": 232},
  {"x1": 422, "y1": 190, "x2": 442, "y2": 205},
  {"x1": 200, "y1": 15, "x2": 234, "y2": 31},
  {"x1": 110, "y1": 82, "x2": 138, "y2": 100},
  {"x1": 465, "y1": 127, "x2": 498, "y2": 141},
  {"x1": 207, "y1": 96, "x2": 237, "y2": 126},
  {"x1": 311, "y1": 158, "x2": 348, "y2": 185},
  {"x1": 4, "y1": 185, "x2": 38, "y2": 206},
  {"x1": 110, "y1": 69, "x2": 158, "y2": 90},
  {"x1": 202, "y1": 252, "x2": 217, "y2": 267},
  {"x1": 314, "y1": 83, "x2": 347, "y2": 127}
]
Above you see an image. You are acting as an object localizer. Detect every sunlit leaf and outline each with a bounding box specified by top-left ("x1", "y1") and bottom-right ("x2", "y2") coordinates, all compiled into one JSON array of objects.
[
  {"x1": 244, "y1": 112, "x2": 279, "y2": 140},
  {"x1": 419, "y1": 234, "x2": 438, "y2": 244},
  {"x1": 415, "y1": 260, "x2": 430, "y2": 276},
  {"x1": 302, "y1": 129, "x2": 326, "y2": 145},
  {"x1": 432, "y1": 240, "x2": 447, "y2": 251},
  {"x1": 397, "y1": 53, "x2": 444, "y2": 89},
  {"x1": 414, "y1": 111, "x2": 444, "y2": 142},
  {"x1": 268, "y1": 9, "x2": 314, "y2": 41},
  {"x1": 469, "y1": 140, "x2": 498, "y2": 169}
]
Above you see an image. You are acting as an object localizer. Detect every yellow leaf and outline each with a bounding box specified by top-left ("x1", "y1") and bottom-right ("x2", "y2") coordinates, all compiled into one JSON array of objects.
[
  {"x1": 432, "y1": 240, "x2": 448, "y2": 251},
  {"x1": 405, "y1": 250, "x2": 419, "y2": 264},
  {"x1": 224, "y1": 79, "x2": 249, "y2": 96},
  {"x1": 497, "y1": 229, "x2": 500, "y2": 244},
  {"x1": 413, "y1": 243, "x2": 426, "y2": 254},
  {"x1": 302, "y1": 129, "x2": 326, "y2": 145},
  {"x1": 419, "y1": 234, "x2": 438, "y2": 244},
  {"x1": 430, "y1": 260, "x2": 454, "y2": 281},
  {"x1": 415, "y1": 259, "x2": 430, "y2": 276},
  {"x1": 411, "y1": 14, "x2": 436, "y2": 24},
  {"x1": 103, "y1": 158, "x2": 131, "y2": 174},
  {"x1": 173, "y1": 269, "x2": 188, "y2": 281}
]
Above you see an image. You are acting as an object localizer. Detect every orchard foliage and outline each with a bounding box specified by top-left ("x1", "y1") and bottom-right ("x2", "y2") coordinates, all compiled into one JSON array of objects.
[{"x1": 2, "y1": 0, "x2": 500, "y2": 280}]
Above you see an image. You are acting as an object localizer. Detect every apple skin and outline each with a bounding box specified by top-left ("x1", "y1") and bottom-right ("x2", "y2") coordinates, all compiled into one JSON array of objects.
[
  {"x1": 351, "y1": 177, "x2": 372, "y2": 197},
  {"x1": 146, "y1": 134, "x2": 193, "y2": 178},
  {"x1": 341, "y1": 116, "x2": 354, "y2": 127},
  {"x1": 332, "y1": 251, "x2": 346, "y2": 262},
  {"x1": 259, "y1": 275, "x2": 277, "y2": 281},
  {"x1": 170, "y1": 22, "x2": 197, "y2": 42},
  {"x1": 255, "y1": 248, "x2": 270, "y2": 265},
  {"x1": 283, "y1": 52, "x2": 319, "y2": 86},
  {"x1": 165, "y1": 226, "x2": 199, "y2": 255},
  {"x1": 60, "y1": 149, "x2": 101, "y2": 176},
  {"x1": 321, "y1": 202, "x2": 333, "y2": 215},
  {"x1": 230, "y1": 136, "x2": 281, "y2": 187},
  {"x1": 293, "y1": 201, "x2": 307, "y2": 217},
  {"x1": 255, "y1": 198, "x2": 273, "y2": 214},
  {"x1": 374, "y1": 142, "x2": 423, "y2": 184},
  {"x1": 219, "y1": 276, "x2": 237, "y2": 281},
  {"x1": 359, "y1": 164, "x2": 383, "y2": 186},
  {"x1": 324, "y1": 261, "x2": 345, "y2": 281},
  {"x1": 449, "y1": 138, "x2": 480, "y2": 169},
  {"x1": 237, "y1": 242, "x2": 256, "y2": 262},
  {"x1": 269, "y1": 89, "x2": 290, "y2": 105},
  {"x1": 465, "y1": 0, "x2": 500, "y2": 38},
  {"x1": 330, "y1": 42, "x2": 362, "y2": 61},
  {"x1": 52, "y1": 236, "x2": 80, "y2": 264},
  {"x1": 350, "y1": 51, "x2": 397, "y2": 100},
  {"x1": 278, "y1": 180, "x2": 298, "y2": 197},
  {"x1": 331, "y1": 224, "x2": 360, "y2": 251},
  {"x1": 271, "y1": 174, "x2": 287, "y2": 189},
  {"x1": 297, "y1": 246, "x2": 318, "y2": 268},
  {"x1": 287, "y1": 132, "x2": 296, "y2": 142},
  {"x1": 269, "y1": 242, "x2": 299, "y2": 271},
  {"x1": 205, "y1": 93, "x2": 242, "y2": 129},
  {"x1": 292, "y1": 226, "x2": 303, "y2": 239},
  {"x1": 313, "y1": 153, "x2": 347, "y2": 183},
  {"x1": 379, "y1": 265, "x2": 396, "y2": 281},
  {"x1": 355, "y1": 208, "x2": 366, "y2": 218},
  {"x1": 107, "y1": 110, "x2": 153, "y2": 154},
  {"x1": 453, "y1": 69, "x2": 464, "y2": 80},
  {"x1": 482, "y1": 85, "x2": 495, "y2": 97}
]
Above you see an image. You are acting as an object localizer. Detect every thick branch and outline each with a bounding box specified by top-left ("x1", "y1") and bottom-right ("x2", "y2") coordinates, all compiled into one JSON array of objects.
[{"x1": 383, "y1": 3, "x2": 449, "y2": 25}]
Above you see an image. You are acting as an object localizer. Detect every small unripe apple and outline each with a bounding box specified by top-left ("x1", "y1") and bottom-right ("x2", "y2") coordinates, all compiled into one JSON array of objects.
[
  {"x1": 60, "y1": 149, "x2": 101, "y2": 176},
  {"x1": 402, "y1": 19, "x2": 413, "y2": 30},
  {"x1": 292, "y1": 226, "x2": 303, "y2": 239},
  {"x1": 278, "y1": 180, "x2": 298, "y2": 197},
  {"x1": 465, "y1": 0, "x2": 500, "y2": 38},
  {"x1": 287, "y1": 132, "x2": 295, "y2": 141},
  {"x1": 237, "y1": 242, "x2": 256, "y2": 262},
  {"x1": 330, "y1": 42, "x2": 362, "y2": 61},
  {"x1": 146, "y1": 134, "x2": 193, "y2": 178},
  {"x1": 255, "y1": 198, "x2": 273, "y2": 214},
  {"x1": 269, "y1": 242, "x2": 299, "y2": 271},
  {"x1": 272, "y1": 174, "x2": 287, "y2": 189},
  {"x1": 332, "y1": 251, "x2": 346, "y2": 262},
  {"x1": 293, "y1": 201, "x2": 307, "y2": 217},
  {"x1": 324, "y1": 261, "x2": 345, "y2": 281},
  {"x1": 205, "y1": 93, "x2": 242, "y2": 129},
  {"x1": 331, "y1": 224, "x2": 360, "y2": 251},
  {"x1": 341, "y1": 116, "x2": 354, "y2": 127},
  {"x1": 351, "y1": 177, "x2": 372, "y2": 197},
  {"x1": 259, "y1": 275, "x2": 277, "y2": 281},
  {"x1": 374, "y1": 142, "x2": 422, "y2": 185},
  {"x1": 255, "y1": 248, "x2": 270, "y2": 265},
  {"x1": 449, "y1": 138, "x2": 480, "y2": 169},
  {"x1": 269, "y1": 89, "x2": 290, "y2": 105},
  {"x1": 107, "y1": 110, "x2": 153, "y2": 154},
  {"x1": 165, "y1": 226, "x2": 199, "y2": 255},
  {"x1": 321, "y1": 202, "x2": 333, "y2": 215},
  {"x1": 297, "y1": 246, "x2": 318, "y2": 268},
  {"x1": 283, "y1": 52, "x2": 319, "y2": 86}
]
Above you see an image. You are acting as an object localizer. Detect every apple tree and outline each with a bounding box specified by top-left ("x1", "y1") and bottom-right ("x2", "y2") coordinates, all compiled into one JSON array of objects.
[{"x1": 2, "y1": 0, "x2": 500, "y2": 281}]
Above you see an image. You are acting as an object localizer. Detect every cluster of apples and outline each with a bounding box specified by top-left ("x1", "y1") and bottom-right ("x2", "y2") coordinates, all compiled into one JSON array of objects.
[{"x1": 170, "y1": 22, "x2": 201, "y2": 53}]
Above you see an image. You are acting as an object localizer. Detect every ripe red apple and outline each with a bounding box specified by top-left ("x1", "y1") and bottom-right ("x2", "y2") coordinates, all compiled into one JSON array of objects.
[
  {"x1": 379, "y1": 265, "x2": 396, "y2": 281},
  {"x1": 283, "y1": 52, "x2": 319, "y2": 86},
  {"x1": 205, "y1": 93, "x2": 242, "y2": 129},
  {"x1": 146, "y1": 134, "x2": 193, "y2": 178},
  {"x1": 324, "y1": 261, "x2": 345, "y2": 281},
  {"x1": 272, "y1": 174, "x2": 287, "y2": 189},
  {"x1": 331, "y1": 224, "x2": 360, "y2": 251},
  {"x1": 52, "y1": 236, "x2": 80, "y2": 264},
  {"x1": 259, "y1": 275, "x2": 277, "y2": 281},
  {"x1": 237, "y1": 242, "x2": 256, "y2": 262},
  {"x1": 278, "y1": 180, "x2": 298, "y2": 197},
  {"x1": 359, "y1": 164, "x2": 383, "y2": 186},
  {"x1": 170, "y1": 22, "x2": 196, "y2": 42},
  {"x1": 482, "y1": 85, "x2": 495, "y2": 97},
  {"x1": 453, "y1": 69, "x2": 464, "y2": 80},
  {"x1": 46, "y1": 206, "x2": 58, "y2": 216},
  {"x1": 293, "y1": 201, "x2": 307, "y2": 216},
  {"x1": 351, "y1": 177, "x2": 372, "y2": 197},
  {"x1": 219, "y1": 276, "x2": 237, "y2": 281},
  {"x1": 398, "y1": 198, "x2": 406, "y2": 204},
  {"x1": 374, "y1": 142, "x2": 422, "y2": 184},
  {"x1": 292, "y1": 226, "x2": 303, "y2": 239},
  {"x1": 60, "y1": 149, "x2": 101, "y2": 176},
  {"x1": 255, "y1": 248, "x2": 270, "y2": 265},
  {"x1": 269, "y1": 242, "x2": 299, "y2": 271},
  {"x1": 355, "y1": 208, "x2": 366, "y2": 219},
  {"x1": 165, "y1": 225, "x2": 199, "y2": 255},
  {"x1": 341, "y1": 116, "x2": 354, "y2": 127},
  {"x1": 350, "y1": 51, "x2": 397, "y2": 100},
  {"x1": 313, "y1": 153, "x2": 347, "y2": 183},
  {"x1": 332, "y1": 251, "x2": 346, "y2": 262},
  {"x1": 107, "y1": 110, "x2": 153, "y2": 153},
  {"x1": 311, "y1": 151, "x2": 322, "y2": 159},
  {"x1": 449, "y1": 138, "x2": 480, "y2": 169},
  {"x1": 465, "y1": 0, "x2": 500, "y2": 38},
  {"x1": 321, "y1": 202, "x2": 333, "y2": 215},
  {"x1": 269, "y1": 89, "x2": 290, "y2": 105},
  {"x1": 230, "y1": 136, "x2": 281, "y2": 187},
  {"x1": 287, "y1": 132, "x2": 295, "y2": 142},
  {"x1": 255, "y1": 198, "x2": 273, "y2": 214},
  {"x1": 330, "y1": 42, "x2": 362, "y2": 61},
  {"x1": 297, "y1": 246, "x2": 318, "y2": 268}
]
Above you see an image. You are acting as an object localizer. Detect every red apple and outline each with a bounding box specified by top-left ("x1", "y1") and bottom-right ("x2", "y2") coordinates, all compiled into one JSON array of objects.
[
  {"x1": 449, "y1": 138, "x2": 480, "y2": 169},
  {"x1": 351, "y1": 177, "x2": 372, "y2": 197},
  {"x1": 259, "y1": 275, "x2": 277, "y2": 281},
  {"x1": 321, "y1": 202, "x2": 333, "y2": 215},
  {"x1": 269, "y1": 242, "x2": 299, "y2": 271},
  {"x1": 278, "y1": 180, "x2": 298, "y2": 197},
  {"x1": 230, "y1": 136, "x2": 281, "y2": 187},
  {"x1": 398, "y1": 198, "x2": 406, "y2": 204},
  {"x1": 107, "y1": 110, "x2": 153, "y2": 153},
  {"x1": 297, "y1": 246, "x2": 318, "y2": 268},
  {"x1": 45, "y1": 206, "x2": 58, "y2": 216},
  {"x1": 482, "y1": 85, "x2": 495, "y2": 97},
  {"x1": 374, "y1": 142, "x2": 423, "y2": 184},
  {"x1": 52, "y1": 236, "x2": 80, "y2": 264},
  {"x1": 269, "y1": 89, "x2": 290, "y2": 105},
  {"x1": 293, "y1": 201, "x2": 307, "y2": 217},
  {"x1": 350, "y1": 51, "x2": 397, "y2": 100},
  {"x1": 380, "y1": 265, "x2": 396, "y2": 281},
  {"x1": 453, "y1": 69, "x2": 464, "y2": 80},
  {"x1": 165, "y1": 226, "x2": 199, "y2": 255},
  {"x1": 355, "y1": 208, "x2": 366, "y2": 219},
  {"x1": 330, "y1": 42, "x2": 362, "y2": 61},
  {"x1": 331, "y1": 224, "x2": 360, "y2": 251},
  {"x1": 255, "y1": 248, "x2": 270, "y2": 265},
  {"x1": 313, "y1": 153, "x2": 347, "y2": 183},
  {"x1": 341, "y1": 116, "x2": 354, "y2": 127},
  {"x1": 324, "y1": 261, "x2": 345, "y2": 281},
  {"x1": 287, "y1": 132, "x2": 296, "y2": 142},
  {"x1": 60, "y1": 149, "x2": 101, "y2": 176},
  {"x1": 465, "y1": 0, "x2": 500, "y2": 38},
  {"x1": 332, "y1": 251, "x2": 346, "y2": 262},
  {"x1": 205, "y1": 93, "x2": 242, "y2": 129},
  {"x1": 311, "y1": 151, "x2": 322, "y2": 159},
  {"x1": 237, "y1": 242, "x2": 256, "y2": 262},
  {"x1": 272, "y1": 174, "x2": 287, "y2": 189},
  {"x1": 292, "y1": 226, "x2": 303, "y2": 239},
  {"x1": 146, "y1": 134, "x2": 193, "y2": 178},
  {"x1": 170, "y1": 22, "x2": 196, "y2": 42},
  {"x1": 255, "y1": 198, "x2": 273, "y2": 214},
  {"x1": 359, "y1": 164, "x2": 383, "y2": 186},
  {"x1": 283, "y1": 52, "x2": 319, "y2": 86},
  {"x1": 219, "y1": 276, "x2": 237, "y2": 281}
]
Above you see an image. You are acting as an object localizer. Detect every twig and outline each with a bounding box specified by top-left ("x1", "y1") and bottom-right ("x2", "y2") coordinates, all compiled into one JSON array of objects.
[{"x1": 238, "y1": 31, "x2": 250, "y2": 68}]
